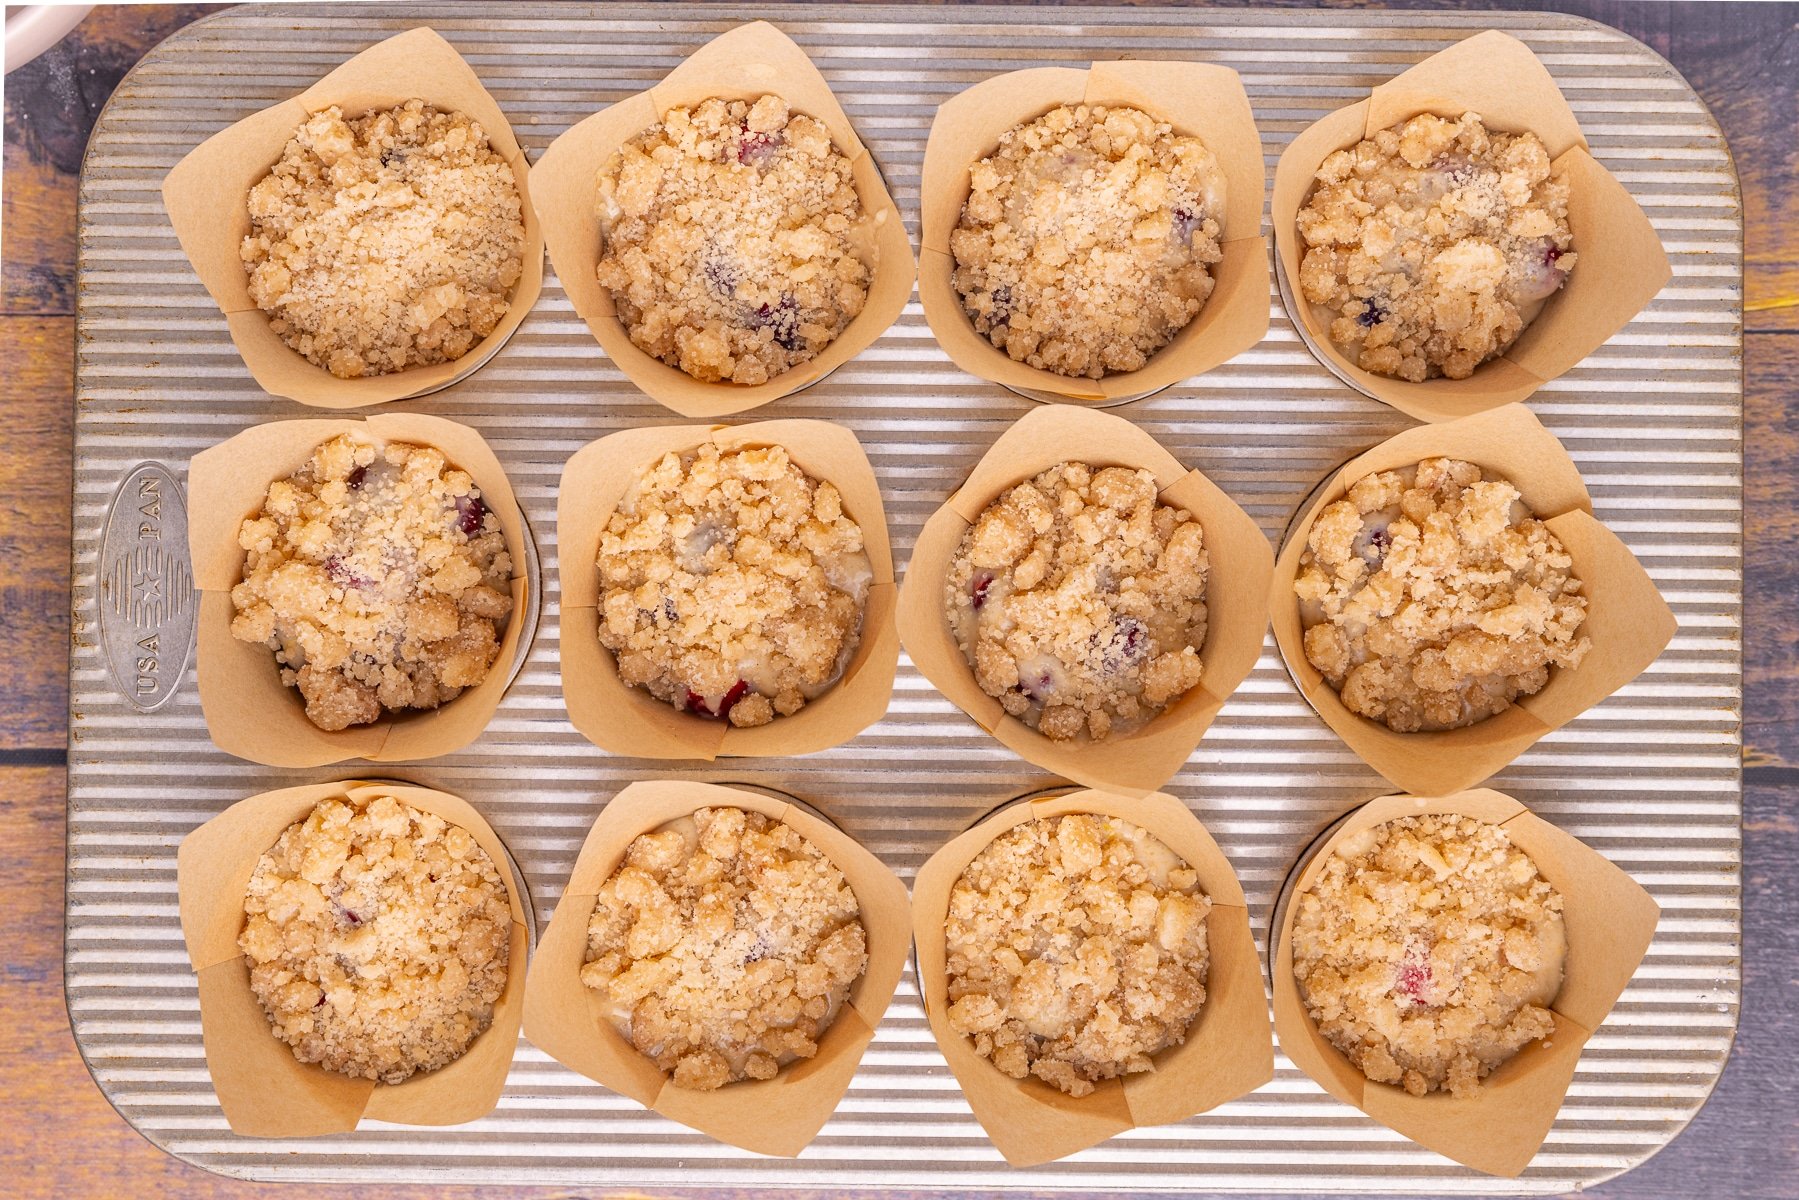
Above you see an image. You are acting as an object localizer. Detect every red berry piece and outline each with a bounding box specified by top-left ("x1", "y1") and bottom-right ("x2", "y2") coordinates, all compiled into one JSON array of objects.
[
  {"x1": 1171, "y1": 205, "x2": 1201, "y2": 242},
  {"x1": 1394, "y1": 946, "x2": 1432, "y2": 1004},
  {"x1": 718, "y1": 679, "x2": 750, "y2": 716},
  {"x1": 736, "y1": 128, "x2": 783, "y2": 166},
  {"x1": 345, "y1": 465, "x2": 367, "y2": 491},
  {"x1": 684, "y1": 689, "x2": 713, "y2": 717},
  {"x1": 323, "y1": 555, "x2": 371, "y2": 590},
  {"x1": 454, "y1": 494, "x2": 487, "y2": 536},
  {"x1": 971, "y1": 572, "x2": 993, "y2": 609}
]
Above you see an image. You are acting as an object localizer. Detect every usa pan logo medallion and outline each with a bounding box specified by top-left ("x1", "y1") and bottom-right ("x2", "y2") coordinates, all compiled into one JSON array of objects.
[{"x1": 98, "y1": 463, "x2": 194, "y2": 712}]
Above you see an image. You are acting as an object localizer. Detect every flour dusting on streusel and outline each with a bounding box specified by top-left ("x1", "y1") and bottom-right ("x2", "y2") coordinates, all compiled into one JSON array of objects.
[
  {"x1": 946, "y1": 462, "x2": 1209, "y2": 741},
  {"x1": 595, "y1": 95, "x2": 872, "y2": 385},
  {"x1": 1296, "y1": 111, "x2": 1576, "y2": 382},
  {"x1": 945, "y1": 813, "x2": 1210, "y2": 1097},
  {"x1": 581, "y1": 806, "x2": 867, "y2": 1090},
  {"x1": 1294, "y1": 456, "x2": 1588, "y2": 732},
  {"x1": 951, "y1": 104, "x2": 1225, "y2": 379},
  {"x1": 242, "y1": 100, "x2": 526, "y2": 379},
  {"x1": 239, "y1": 794, "x2": 512, "y2": 1084}
]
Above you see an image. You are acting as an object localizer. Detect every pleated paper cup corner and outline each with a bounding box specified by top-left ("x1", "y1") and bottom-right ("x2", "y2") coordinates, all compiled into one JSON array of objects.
[
  {"x1": 186, "y1": 414, "x2": 530, "y2": 767},
  {"x1": 175, "y1": 780, "x2": 530, "y2": 1137},
  {"x1": 918, "y1": 59, "x2": 1269, "y2": 404},
  {"x1": 1269, "y1": 403, "x2": 1676, "y2": 795},
  {"x1": 556, "y1": 419, "x2": 898, "y2": 760},
  {"x1": 1270, "y1": 788, "x2": 1659, "y2": 1176},
  {"x1": 1270, "y1": 29, "x2": 1671, "y2": 423},
  {"x1": 161, "y1": 27, "x2": 545, "y2": 408},
  {"x1": 911, "y1": 788, "x2": 1273, "y2": 1166},
  {"x1": 529, "y1": 21, "x2": 916, "y2": 419},
  {"x1": 521, "y1": 780, "x2": 912, "y2": 1157},
  {"x1": 896, "y1": 405, "x2": 1273, "y2": 796}
]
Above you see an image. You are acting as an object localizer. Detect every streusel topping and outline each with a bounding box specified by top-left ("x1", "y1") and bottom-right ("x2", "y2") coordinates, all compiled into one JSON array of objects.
[
  {"x1": 946, "y1": 463, "x2": 1209, "y2": 741},
  {"x1": 230, "y1": 433, "x2": 514, "y2": 732},
  {"x1": 597, "y1": 442, "x2": 872, "y2": 727},
  {"x1": 1295, "y1": 457, "x2": 1589, "y2": 733},
  {"x1": 1296, "y1": 111, "x2": 1576, "y2": 382},
  {"x1": 950, "y1": 103, "x2": 1226, "y2": 379},
  {"x1": 1291, "y1": 813, "x2": 1565, "y2": 1098},
  {"x1": 239, "y1": 795, "x2": 513, "y2": 1085},
  {"x1": 242, "y1": 100, "x2": 526, "y2": 379},
  {"x1": 596, "y1": 95, "x2": 872, "y2": 385},
  {"x1": 581, "y1": 806, "x2": 868, "y2": 1091},
  {"x1": 945, "y1": 813, "x2": 1211, "y2": 1097}
]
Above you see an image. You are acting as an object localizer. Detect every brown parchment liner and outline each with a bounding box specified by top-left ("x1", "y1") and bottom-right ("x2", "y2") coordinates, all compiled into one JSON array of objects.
[
  {"x1": 557, "y1": 419, "x2": 897, "y2": 759},
  {"x1": 521, "y1": 780, "x2": 911, "y2": 1157},
  {"x1": 161, "y1": 27, "x2": 546, "y2": 409},
  {"x1": 1269, "y1": 402, "x2": 1676, "y2": 795},
  {"x1": 918, "y1": 61, "x2": 1270, "y2": 404},
  {"x1": 912, "y1": 788, "x2": 1272, "y2": 1166},
  {"x1": 187, "y1": 414, "x2": 529, "y2": 767},
  {"x1": 176, "y1": 780, "x2": 530, "y2": 1136},
  {"x1": 528, "y1": 21, "x2": 915, "y2": 419},
  {"x1": 1271, "y1": 788, "x2": 1659, "y2": 1177},
  {"x1": 896, "y1": 405, "x2": 1273, "y2": 796},
  {"x1": 1270, "y1": 29, "x2": 1670, "y2": 423}
]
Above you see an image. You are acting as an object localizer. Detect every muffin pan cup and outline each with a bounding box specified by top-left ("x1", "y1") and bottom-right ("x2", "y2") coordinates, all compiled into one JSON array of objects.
[
  {"x1": 529, "y1": 20, "x2": 916, "y2": 418},
  {"x1": 1269, "y1": 788, "x2": 1659, "y2": 1177},
  {"x1": 1270, "y1": 402, "x2": 1677, "y2": 796},
  {"x1": 556, "y1": 418, "x2": 898, "y2": 760},
  {"x1": 1270, "y1": 30, "x2": 1671, "y2": 423},
  {"x1": 521, "y1": 779, "x2": 912, "y2": 1157},
  {"x1": 175, "y1": 779, "x2": 533, "y2": 1137},
  {"x1": 897, "y1": 404, "x2": 1273, "y2": 796},
  {"x1": 186, "y1": 413, "x2": 533, "y2": 767},
  {"x1": 918, "y1": 59, "x2": 1269, "y2": 405},
  {"x1": 911, "y1": 786, "x2": 1273, "y2": 1166},
  {"x1": 161, "y1": 27, "x2": 545, "y2": 408}
]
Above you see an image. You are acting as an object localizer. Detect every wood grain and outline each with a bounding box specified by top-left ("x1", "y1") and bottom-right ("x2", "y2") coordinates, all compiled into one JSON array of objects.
[{"x1": 2, "y1": 3, "x2": 1793, "y2": 1198}]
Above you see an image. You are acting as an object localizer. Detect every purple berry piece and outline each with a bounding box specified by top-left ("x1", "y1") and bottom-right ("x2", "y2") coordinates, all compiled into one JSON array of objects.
[
  {"x1": 345, "y1": 465, "x2": 366, "y2": 491},
  {"x1": 1356, "y1": 299, "x2": 1388, "y2": 329},
  {"x1": 736, "y1": 128, "x2": 783, "y2": 166},
  {"x1": 1092, "y1": 615, "x2": 1149, "y2": 672},
  {"x1": 323, "y1": 555, "x2": 372, "y2": 590},
  {"x1": 988, "y1": 284, "x2": 1013, "y2": 327},
  {"x1": 702, "y1": 256, "x2": 739, "y2": 298},
  {"x1": 1171, "y1": 205, "x2": 1202, "y2": 242},
  {"x1": 749, "y1": 294, "x2": 804, "y2": 352},
  {"x1": 454, "y1": 494, "x2": 486, "y2": 536}
]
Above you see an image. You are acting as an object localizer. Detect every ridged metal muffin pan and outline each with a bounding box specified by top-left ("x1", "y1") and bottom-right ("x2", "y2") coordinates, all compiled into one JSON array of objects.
[{"x1": 68, "y1": 3, "x2": 1741, "y2": 1192}]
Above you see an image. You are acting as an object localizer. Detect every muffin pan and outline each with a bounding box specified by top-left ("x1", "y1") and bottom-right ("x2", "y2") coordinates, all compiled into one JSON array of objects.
[{"x1": 68, "y1": 3, "x2": 1741, "y2": 1193}]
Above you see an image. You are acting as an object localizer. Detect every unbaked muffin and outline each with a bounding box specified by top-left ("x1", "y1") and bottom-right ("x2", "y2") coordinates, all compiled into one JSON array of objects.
[
  {"x1": 229, "y1": 433, "x2": 514, "y2": 732},
  {"x1": 1294, "y1": 457, "x2": 1589, "y2": 732},
  {"x1": 950, "y1": 103, "x2": 1226, "y2": 379},
  {"x1": 595, "y1": 95, "x2": 872, "y2": 385},
  {"x1": 238, "y1": 794, "x2": 512, "y2": 1084},
  {"x1": 242, "y1": 100, "x2": 526, "y2": 379},
  {"x1": 1290, "y1": 813, "x2": 1565, "y2": 1097},
  {"x1": 581, "y1": 806, "x2": 867, "y2": 1090},
  {"x1": 596, "y1": 442, "x2": 872, "y2": 727},
  {"x1": 1296, "y1": 111, "x2": 1576, "y2": 382},
  {"x1": 946, "y1": 462, "x2": 1209, "y2": 741},
  {"x1": 945, "y1": 813, "x2": 1211, "y2": 1097}
]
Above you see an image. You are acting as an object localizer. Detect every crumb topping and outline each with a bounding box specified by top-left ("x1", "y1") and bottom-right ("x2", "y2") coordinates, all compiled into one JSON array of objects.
[
  {"x1": 1291, "y1": 813, "x2": 1565, "y2": 1098},
  {"x1": 238, "y1": 794, "x2": 513, "y2": 1084},
  {"x1": 597, "y1": 442, "x2": 872, "y2": 727},
  {"x1": 1296, "y1": 111, "x2": 1576, "y2": 382},
  {"x1": 1295, "y1": 456, "x2": 1589, "y2": 732},
  {"x1": 950, "y1": 103, "x2": 1226, "y2": 379},
  {"x1": 945, "y1": 813, "x2": 1211, "y2": 1097},
  {"x1": 229, "y1": 433, "x2": 514, "y2": 732},
  {"x1": 595, "y1": 95, "x2": 872, "y2": 385},
  {"x1": 242, "y1": 100, "x2": 526, "y2": 379},
  {"x1": 946, "y1": 462, "x2": 1209, "y2": 741},
  {"x1": 581, "y1": 806, "x2": 868, "y2": 1091}
]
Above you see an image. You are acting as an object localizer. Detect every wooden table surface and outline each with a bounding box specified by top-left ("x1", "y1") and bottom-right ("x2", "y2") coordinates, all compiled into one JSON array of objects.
[{"x1": 3, "y1": 3, "x2": 1793, "y2": 1197}]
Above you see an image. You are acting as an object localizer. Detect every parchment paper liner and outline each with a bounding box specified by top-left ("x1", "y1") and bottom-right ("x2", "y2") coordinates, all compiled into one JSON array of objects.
[
  {"x1": 918, "y1": 61, "x2": 1269, "y2": 404},
  {"x1": 1270, "y1": 29, "x2": 1670, "y2": 423},
  {"x1": 187, "y1": 414, "x2": 529, "y2": 767},
  {"x1": 176, "y1": 780, "x2": 530, "y2": 1136},
  {"x1": 896, "y1": 405, "x2": 1273, "y2": 796},
  {"x1": 529, "y1": 21, "x2": 915, "y2": 418},
  {"x1": 1269, "y1": 402, "x2": 1676, "y2": 795},
  {"x1": 521, "y1": 780, "x2": 911, "y2": 1157},
  {"x1": 1271, "y1": 788, "x2": 1659, "y2": 1177},
  {"x1": 912, "y1": 787, "x2": 1272, "y2": 1166},
  {"x1": 161, "y1": 27, "x2": 545, "y2": 409},
  {"x1": 557, "y1": 418, "x2": 897, "y2": 759}
]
